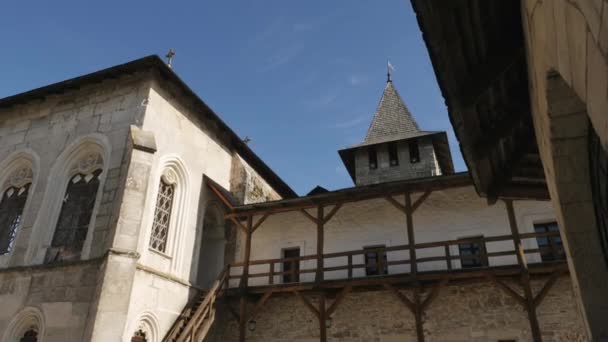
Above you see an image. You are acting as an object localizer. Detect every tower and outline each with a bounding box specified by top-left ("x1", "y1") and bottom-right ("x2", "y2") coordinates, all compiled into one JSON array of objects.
[{"x1": 339, "y1": 77, "x2": 454, "y2": 186}]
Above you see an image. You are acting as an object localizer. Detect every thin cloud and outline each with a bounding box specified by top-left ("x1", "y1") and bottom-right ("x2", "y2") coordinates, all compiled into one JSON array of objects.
[
  {"x1": 349, "y1": 75, "x2": 366, "y2": 86},
  {"x1": 258, "y1": 43, "x2": 304, "y2": 72}
]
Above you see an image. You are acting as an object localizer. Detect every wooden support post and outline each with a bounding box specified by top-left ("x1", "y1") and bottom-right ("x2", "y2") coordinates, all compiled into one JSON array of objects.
[
  {"x1": 319, "y1": 292, "x2": 327, "y2": 342},
  {"x1": 269, "y1": 262, "x2": 274, "y2": 285},
  {"x1": 347, "y1": 255, "x2": 353, "y2": 279},
  {"x1": 316, "y1": 206, "x2": 324, "y2": 283},
  {"x1": 405, "y1": 193, "x2": 417, "y2": 275},
  {"x1": 444, "y1": 245, "x2": 452, "y2": 270},
  {"x1": 414, "y1": 288, "x2": 425, "y2": 342},
  {"x1": 238, "y1": 296, "x2": 247, "y2": 342},
  {"x1": 240, "y1": 216, "x2": 253, "y2": 288},
  {"x1": 505, "y1": 200, "x2": 542, "y2": 342}
]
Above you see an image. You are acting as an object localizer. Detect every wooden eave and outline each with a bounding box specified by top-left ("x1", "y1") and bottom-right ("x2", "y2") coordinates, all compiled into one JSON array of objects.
[{"x1": 410, "y1": 0, "x2": 548, "y2": 202}]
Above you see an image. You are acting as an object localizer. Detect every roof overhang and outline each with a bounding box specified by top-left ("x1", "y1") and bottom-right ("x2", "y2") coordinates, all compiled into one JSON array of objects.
[
  {"x1": 410, "y1": 0, "x2": 548, "y2": 202},
  {"x1": 0, "y1": 55, "x2": 297, "y2": 199}
]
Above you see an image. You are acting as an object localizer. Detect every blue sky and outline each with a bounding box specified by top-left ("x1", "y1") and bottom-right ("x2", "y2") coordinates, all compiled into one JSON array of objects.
[{"x1": 0, "y1": 0, "x2": 466, "y2": 195}]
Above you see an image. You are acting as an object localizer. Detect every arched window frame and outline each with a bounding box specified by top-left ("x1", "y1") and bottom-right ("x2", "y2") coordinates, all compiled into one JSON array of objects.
[
  {"x1": 2, "y1": 306, "x2": 45, "y2": 342},
  {"x1": 0, "y1": 150, "x2": 38, "y2": 267},
  {"x1": 124, "y1": 312, "x2": 160, "y2": 342},
  {"x1": 142, "y1": 156, "x2": 190, "y2": 275},
  {"x1": 26, "y1": 134, "x2": 110, "y2": 264}
]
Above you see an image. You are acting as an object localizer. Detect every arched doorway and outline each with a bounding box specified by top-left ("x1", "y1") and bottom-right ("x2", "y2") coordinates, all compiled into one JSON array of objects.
[{"x1": 197, "y1": 204, "x2": 227, "y2": 287}]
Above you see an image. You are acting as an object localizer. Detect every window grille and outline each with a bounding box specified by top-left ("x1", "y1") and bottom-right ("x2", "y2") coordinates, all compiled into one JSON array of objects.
[
  {"x1": 590, "y1": 122, "x2": 608, "y2": 267},
  {"x1": 458, "y1": 236, "x2": 488, "y2": 268},
  {"x1": 149, "y1": 179, "x2": 175, "y2": 253},
  {"x1": 50, "y1": 170, "x2": 101, "y2": 260},
  {"x1": 533, "y1": 222, "x2": 565, "y2": 262},
  {"x1": 0, "y1": 183, "x2": 30, "y2": 254}
]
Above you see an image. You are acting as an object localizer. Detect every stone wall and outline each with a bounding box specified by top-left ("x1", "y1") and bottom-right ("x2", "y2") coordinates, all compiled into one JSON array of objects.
[
  {"x1": 521, "y1": 0, "x2": 608, "y2": 339},
  {"x1": 0, "y1": 260, "x2": 101, "y2": 341},
  {"x1": 354, "y1": 136, "x2": 440, "y2": 186},
  {"x1": 207, "y1": 277, "x2": 585, "y2": 342}
]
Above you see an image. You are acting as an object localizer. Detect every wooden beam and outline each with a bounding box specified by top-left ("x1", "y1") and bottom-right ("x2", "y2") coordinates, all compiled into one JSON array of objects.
[
  {"x1": 411, "y1": 191, "x2": 432, "y2": 213},
  {"x1": 534, "y1": 269, "x2": 567, "y2": 308},
  {"x1": 238, "y1": 296, "x2": 247, "y2": 342},
  {"x1": 505, "y1": 200, "x2": 542, "y2": 342},
  {"x1": 206, "y1": 180, "x2": 235, "y2": 210},
  {"x1": 226, "y1": 302, "x2": 240, "y2": 322},
  {"x1": 385, "y1": 196, "x2": 406, "y2": 214},
  {"x1": 251, "y1": 213, "x2": 270, "y2": 233},
  {"x1": 405, "y1": 193, "x2": 417, "y2": 275},
  {"x1": 323, "y1": 204, "x2": 342, "y2": 224},
  {"x1": 316, "y1": 206, "x2": 324, "y2": 283},
  {"x1": 421, "y1": 277, "x2": 448, "y2": 310},
  {"x1": 293, "y1": 291, "x2": 320, "y2": 319},
  {"x1": 247, "y1": 291, "x2": 274, "y2": 321},
  {"x1": 319, "y1": 292, "x2": 327, "y2": 342},
  {"x1": 486, "y1": 273, "x2": 525, "y2": 306},
  {"x1": 240, "y1": 216, "x2": 253, "y2": 288},
  {"x1": 384, "y1": 283, "x2": 415, "y2": 313},
  {"x1": 229, "y1": 217, "x2": 248, "y2": 234},
  {"x1": 414, "y1": 288, "x2": 425, "y2": 342},
  {"x1": 326, "y1": 286, "x2": 352, "y2": 317},
  {"x1": 300, "y1": 209, "x2": 318, "y2": 224}
]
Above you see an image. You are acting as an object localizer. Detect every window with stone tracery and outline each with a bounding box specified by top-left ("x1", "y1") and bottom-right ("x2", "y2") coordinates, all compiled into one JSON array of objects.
[
  {"x1": 48, "y1": 152, "x2": 103, "y2": 262},
  {"x1": 0, "y1": 167, "x2": 32, "y2": 255},
  {"x1": 149, "y1": 171, "x2": 177, "y2": 253}
]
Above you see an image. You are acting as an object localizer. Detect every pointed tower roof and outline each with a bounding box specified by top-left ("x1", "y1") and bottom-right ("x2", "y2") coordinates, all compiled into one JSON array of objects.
[{"x1": 364, "y1": 80, "x2": 421, "y2": 144}]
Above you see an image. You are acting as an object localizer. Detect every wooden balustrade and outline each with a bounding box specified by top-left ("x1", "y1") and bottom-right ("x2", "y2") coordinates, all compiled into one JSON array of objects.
[{"x1": 226, "y1": 231, "x2": 563, "y2": 286}]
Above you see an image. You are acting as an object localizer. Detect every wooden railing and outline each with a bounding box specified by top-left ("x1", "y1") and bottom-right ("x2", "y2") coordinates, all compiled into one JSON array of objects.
[
  {"x1": 227, "y1": 231, "x2": 564, "y2": 286},
  {"x1": 163, "y1": 268, "x2": 230, "y2": 342}
]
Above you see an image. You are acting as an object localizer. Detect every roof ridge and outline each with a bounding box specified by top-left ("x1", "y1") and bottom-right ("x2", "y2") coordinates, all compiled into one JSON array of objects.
[{"x1": 363, "y1": 81, "x2": 420, "y2": 144}]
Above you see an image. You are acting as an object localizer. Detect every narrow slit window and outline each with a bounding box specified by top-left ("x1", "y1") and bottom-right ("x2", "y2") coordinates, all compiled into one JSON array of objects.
[
  {"x1": 458, "y1": 236, "x2": 488, "y2": 268},
  {"x1": 534, "y1": 222, "x2": 565, "y2": 262},
  {"x1": 368, "y1": 146, "x2": 378, "y2": 170},
  {"x1": 409, "y1": 140, "x2": 420, "y2": 163},
  {"x1": 0, "y1": 183, "x2": 30, "y2": 255},
  {"x1": 388, "y1": 142, "x2": 399, "y2": 167},
  {"x1": 149, "y1": 179, "x2": 175, "y2": 253},
  {"x1": 364, "y1": 245, "x2": 388, "y2": 276}
]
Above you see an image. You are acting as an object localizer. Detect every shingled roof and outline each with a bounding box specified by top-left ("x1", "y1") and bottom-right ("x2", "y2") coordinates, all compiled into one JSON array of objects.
[{"x1": 364, "y1": 80, "x2": 421, "y2": 144}]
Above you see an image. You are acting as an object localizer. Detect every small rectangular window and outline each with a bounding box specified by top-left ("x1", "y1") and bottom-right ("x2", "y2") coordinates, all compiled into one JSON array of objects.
[
  {"x1": 409, "y1": 140, "x2": 420, "y2": 163},
  {"x1": 458, "y1": 236, "x2": 488, "y2": 268},
  {"x1": 368, "y1": 146, "x2": 378, "y2": 170},
  {"x1": 364, "y1": 245, "x2": 388, "y2": 276},
  {"x1": 534, "y1": 222, "x2": 565, "y2": 262},
  {"x1": 282, "y1": 247, "x2": 300, "y2": 283},
  {"x1": 388, "y1": 142, "x2": 399, "y2": 167}
]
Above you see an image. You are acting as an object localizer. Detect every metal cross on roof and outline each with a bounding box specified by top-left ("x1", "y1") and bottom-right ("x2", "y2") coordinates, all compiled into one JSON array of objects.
[{"x1": 165, "y1": 49, "x2": 176, "y2": 68}]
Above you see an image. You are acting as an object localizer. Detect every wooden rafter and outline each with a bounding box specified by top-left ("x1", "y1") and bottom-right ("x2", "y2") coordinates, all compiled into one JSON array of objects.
[
  {"x1": 411, "y1": 191, "x2": 432, "y2": 213},
  {"x1": 247, "y1": 291, "x2": 274, "y2": 321},
  {"x1": 534, "y1": 268, "x2": 568, "y2": 308},
  {"x1": 385, "y1": 196, "x2": 406, "y2": 213},
  {"x1": 326, "y1": 286, "x2": 352, "y2": 317},
  {"x1": 323, "y1": 204, "x2": 342, "y2": 224},
  {"x1": 292, "y1": 291, "x2": 320, "y2": 319},
  {"x1": 486, "y1": 273, "x2": 525, "y2": 306},
  {"x1": 300, "y1": 209, "x2": 318, "y2": 224},
  {"x1": 384, "y1": 283, "x2": 416, "y2": 313},
  {"x1": 229, "y1": 217, "x2": 248, "y2": 233},
  {"x1": 421, "y1": 277, "x2": 448, "y2": 310},
  {"x1": 251, "y1": 213, "x2": 270, "y2": 233}
]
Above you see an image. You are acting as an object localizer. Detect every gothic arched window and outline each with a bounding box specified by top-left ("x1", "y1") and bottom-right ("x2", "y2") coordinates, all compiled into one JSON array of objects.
[
  {"x1": 131, "y1": 329, "x2": 147, "y2": 342},
  {"x1": 0, "y1": 167, "x2": 33, "y2": 255},
  {"x1": 149, "y1": 175, "x2": 175, "y2": 253}
]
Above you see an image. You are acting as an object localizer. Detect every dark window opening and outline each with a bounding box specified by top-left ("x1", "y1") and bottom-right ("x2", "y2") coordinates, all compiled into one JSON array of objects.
[
  {"x1": 0, "y1": 183, "x2": 30, "y2": 254},
  {"x1": 282, "y1": 247, "x2": 300, "y2": 283},
  {"x1": 368, "y1": 147, "x2": 378, "y2": 170},
  {"x1": 590, "y1": 122, "x2": 608, "y2": 266},
  {"x1": 149, "y1": 179, "x2": 175, "y2": 253},
  {"x1": 131, "y1": 329, "x2": 147, "y2": 342},
  {"x1": 388, "y1": 142, "x2": 399, "y2": 167},
  {"x1": 409, "y1": 140, "x2": 420, "y2": 163},
  {"x1": 458, "y1": 236, "x2": 488, "y2": 268},
  {"x1": 20, "y1": 328, "x2": 38, "y2": 342},
  {"x1": 364, "y1": 245, "x2": 388, "y2": 276},
  {"x1": 534, "y1": 222, "x2": 565, "y2": 262},
  {"x1": 49, "y1": 170, "x2": 101, "y2": 262}
]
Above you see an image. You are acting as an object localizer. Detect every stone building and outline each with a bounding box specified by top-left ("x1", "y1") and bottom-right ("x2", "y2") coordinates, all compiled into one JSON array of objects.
[
  {"x1": 0, "y1": 53, "x2": 587, "y2": 342},
  {"x1": 410, "y1": 0, "x2": 608, "y2": 340}
]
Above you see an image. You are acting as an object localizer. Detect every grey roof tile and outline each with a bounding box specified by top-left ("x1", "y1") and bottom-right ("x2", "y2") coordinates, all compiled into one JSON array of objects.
[{"x1": 364, "y1": 81, "x2": 420, "y2": 144}]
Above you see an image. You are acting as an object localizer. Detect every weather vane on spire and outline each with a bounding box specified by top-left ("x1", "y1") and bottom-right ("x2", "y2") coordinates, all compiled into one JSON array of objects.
[
  {"x1": 165, "y1": 49, "x2": 176, "y2": 68},
  {"x1": 387, "y1": 59, "x2": 395, "y2": 82}
]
